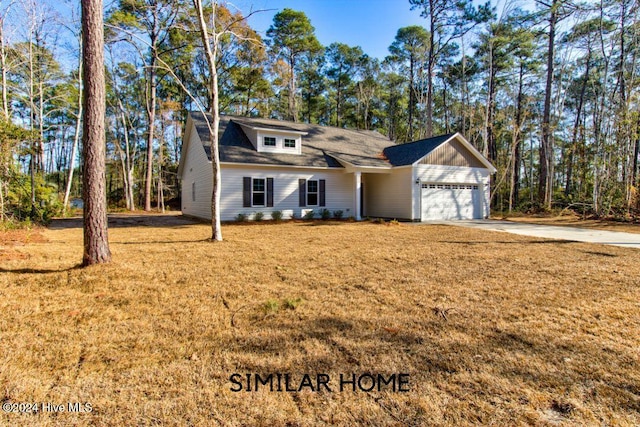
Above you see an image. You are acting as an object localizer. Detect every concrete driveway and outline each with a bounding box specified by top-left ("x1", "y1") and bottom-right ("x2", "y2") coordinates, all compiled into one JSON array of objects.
[{"x1": 426, "y1": 219, "x2": 640, "y2": 249}]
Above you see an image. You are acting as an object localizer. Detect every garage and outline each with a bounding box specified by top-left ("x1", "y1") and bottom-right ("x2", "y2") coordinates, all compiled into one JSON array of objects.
[{"x1": 421, "y1": 183, "x2": 483, "y2": 220}]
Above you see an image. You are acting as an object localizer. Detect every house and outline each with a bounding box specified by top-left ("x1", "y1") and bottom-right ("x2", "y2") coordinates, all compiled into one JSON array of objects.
[{"x1": 177, "y1": 112, "x2": 496, "y2": 221}]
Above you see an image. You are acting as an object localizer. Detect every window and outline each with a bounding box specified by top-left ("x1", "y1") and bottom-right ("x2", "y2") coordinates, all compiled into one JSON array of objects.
[
  {"x1": 252, "y1": 178, "x2": 266, "y2": 206},
  {"x1": 299, "y1": 179, "x2": 325, "y2": 207},
  {"x1": 192, "y1": 182, "x2": 196, "y2": 201},
  {"x1": 243, "y1": 177, "x2": 273, "y2": 208},
  {"x1": 284, "y1": 138, "x2": 296, "y2": 148},
  {"x1": 263, "y1": 136, "x2": 276, "y2": 147},
  {"x1": 307, "y1": 180, "x2": 318, "y2": 206}
]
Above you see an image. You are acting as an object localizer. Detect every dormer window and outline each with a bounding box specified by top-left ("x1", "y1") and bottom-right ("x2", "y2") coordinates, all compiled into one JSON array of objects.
[{"x1": 235, "y1": 120, "x2": 306, "y2": 155}]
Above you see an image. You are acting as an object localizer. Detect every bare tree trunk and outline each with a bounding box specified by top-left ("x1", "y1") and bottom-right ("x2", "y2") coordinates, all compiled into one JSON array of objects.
[
  {"x1": 157, "y1": 112, "x2": 165, "y2": 213},
  {"x1": 509, "y1": 61, "x2": 526, "y2": 212},
  {"x1": 64, "y1": 46, "x2": 83, "y2": 212},
  {"x1": 81, "y1": 0, "x2": 111, "y2": 265},
  {"x1": 0, "y1": 13, "x2": 9, "y2": 120},
  {"x1": 193, "y1": 0, "x2": 222, "y2": 241},
  {"x1": 425, "y1": 0, "x2": 436, "y2": 138},
  {"x1": 288, "y1": 53, "x2": 297, "y2": 122},
  {"x1": 539, "y1": 0, "x2": 558, "y2": 208},
  {"x1": 565, "y1": 49, "x2": 590, "y2": 197},
  {"x1": 144, "y1": 51, "x2": 158, "y2": 211},
  {"x1": 633, "y1": 115, "x2": 639, "y2": 187},
  {"x1": 0, "y1": 177, "x2": 5, "y2": 221}
]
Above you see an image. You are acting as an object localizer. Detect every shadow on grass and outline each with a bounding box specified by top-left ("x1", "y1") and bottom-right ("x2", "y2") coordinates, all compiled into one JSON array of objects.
[
  {"x1": 0, "y1": 263, "x2": 83, "y2": 274},
  {"x1": 113, "y1": 239, "x2": 212, "y2": 245},
  {"x1": 48, "y1": 215, "x2": 200, "y2": 230}
]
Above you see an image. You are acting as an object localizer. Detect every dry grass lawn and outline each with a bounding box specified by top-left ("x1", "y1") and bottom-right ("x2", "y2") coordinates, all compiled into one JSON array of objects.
[{"x1": 1, "y1": 214, "x2": 639, "y2": 426}]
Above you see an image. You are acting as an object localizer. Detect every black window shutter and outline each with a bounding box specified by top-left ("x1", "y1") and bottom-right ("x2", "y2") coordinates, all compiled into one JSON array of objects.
[
  {"x1": 243, "y1": 177, "x2": 251, "y2": 207},
  {"x1": 319, "y1": 179, "x2": 326, "y2": 207},
  {"x1": 299, "y1": 179, "x2": 306, "y2": 207},
  {"x1": 267, "y1": 178, "x2": 274, "y2": 207}
]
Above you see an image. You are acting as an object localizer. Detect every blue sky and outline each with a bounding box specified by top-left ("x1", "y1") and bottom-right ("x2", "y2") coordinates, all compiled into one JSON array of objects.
[{"x1": 239, "y1": 0, "x2": 428, "y2": 60}]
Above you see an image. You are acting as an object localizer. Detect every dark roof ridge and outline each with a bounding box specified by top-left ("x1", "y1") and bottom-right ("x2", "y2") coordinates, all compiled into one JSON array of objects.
[
  {"x1": 395, "y1": 133, "x2": 457, "y2": 147},
  {"x1": 222, "y1": 113, "x2": 390, "y2": 139}
]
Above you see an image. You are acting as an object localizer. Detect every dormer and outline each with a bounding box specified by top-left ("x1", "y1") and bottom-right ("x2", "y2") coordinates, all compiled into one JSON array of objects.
[{"x1": 235, "y1": 120, "x2": 307, "y2": 155}]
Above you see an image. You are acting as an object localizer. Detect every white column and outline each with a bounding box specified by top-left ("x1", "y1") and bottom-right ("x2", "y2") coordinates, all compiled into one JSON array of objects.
[{"x1": 355, "y1": 171, "x2": 362, "y2": 221}]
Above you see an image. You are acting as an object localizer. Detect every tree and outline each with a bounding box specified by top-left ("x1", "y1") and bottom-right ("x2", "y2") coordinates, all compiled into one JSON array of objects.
[
  {"x1": 266, "y1": 8, "x2": 321, "y2": 122},
  {"x1": 108, "y1": 0, "x2": 184, "y2": 212},
  {"x1": 388, "y1": 26, "x2": 429, "y2": 140},
  {"x1": 298, "y1": 48, "x2": 326, "y2": 124},
  {"x1": 191, "y1": 0, "x2": 259, "y2": 241},
  {"x1": 410, "y1": 0, "x2": 493, "y2": 137},
  {"x1": 326, "y1": 43, "x2": 362, "y2": 127},
  {"x1": 81, "y1": 0, "x2": 111, "y2": 265}
]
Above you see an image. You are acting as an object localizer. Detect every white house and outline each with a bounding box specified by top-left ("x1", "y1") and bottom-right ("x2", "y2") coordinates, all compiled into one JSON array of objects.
[{"x1": 177, "y1": 113, "x2": 496, "y2": 221}]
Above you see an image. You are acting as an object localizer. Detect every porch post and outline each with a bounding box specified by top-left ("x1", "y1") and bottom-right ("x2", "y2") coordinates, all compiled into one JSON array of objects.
[{"x1": 355, "y1": 171, "x2": 362, "y2": 221}]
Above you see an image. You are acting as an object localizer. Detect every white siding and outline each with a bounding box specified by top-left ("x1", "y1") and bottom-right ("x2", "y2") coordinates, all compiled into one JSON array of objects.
[
  {"x1": 413, "y1": 165, "x2": 491, "y2": 219},
  {"x1": 186, "y1": 162, "x2": 356, "y2": 221},
  {"x1": 364, "y1": 168, "x2": 413, "y2": 219},
  {"x1": 181, "y1": 126, "x2": 214, "y2": 220}
]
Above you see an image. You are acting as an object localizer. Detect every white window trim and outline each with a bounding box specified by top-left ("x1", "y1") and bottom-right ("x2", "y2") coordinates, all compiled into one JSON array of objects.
[
  {"x1": 307, "y1": 179, "x2": 319, "y2": 206},
  {"x1": 252, "y1": 178, "x2": 266, "y2": 207},
  {"x1": 263, "y1": 136, "x2": 276, "y2": 147},
  {"x1": 284, "y1": 138, "x2": 297, "y2": 149}
]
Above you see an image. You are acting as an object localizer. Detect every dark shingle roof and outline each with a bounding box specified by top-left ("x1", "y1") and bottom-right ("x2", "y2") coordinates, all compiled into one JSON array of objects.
[
  {"x1": 190, "y1": 112, "x2": 462, "y2": 169},
  {"x1": 382, "y1": 134, "x2": 455, "y2": 166},
  {"x1": 191, "y1": 112, "x2": 394, "y2": 168}
]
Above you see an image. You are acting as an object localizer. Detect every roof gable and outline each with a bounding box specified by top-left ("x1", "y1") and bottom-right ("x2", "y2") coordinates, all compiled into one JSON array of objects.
[
  {"x1": 383, "y1": 134, "x2": 454, "y2": 166},
  {"x1": 383, "y1": 133, "x2": 496, "y2": 172},
  {"x1": 418, "y1": 137, "x2": 485, "y2": 168}
]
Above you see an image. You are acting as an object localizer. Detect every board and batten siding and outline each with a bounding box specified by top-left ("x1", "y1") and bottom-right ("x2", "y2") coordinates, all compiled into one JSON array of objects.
[
  {"x1": 413, "y1": 165, "x2": 491, "y2": 219},
  {"x1": 181, "y1": 125, "x2": 214, "y2": 220},
  {"x1": 419, "y1": 138, "x2": 485, "y2": 168},
  {"x1": 364, "y1": 168, "x2": 413, "y2": 220}
]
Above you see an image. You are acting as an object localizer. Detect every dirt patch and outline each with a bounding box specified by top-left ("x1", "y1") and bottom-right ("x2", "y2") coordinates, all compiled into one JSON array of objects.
[
  {"x1": 1, "y1": 218, "x2": 639, "y2": 425},
  {"x1": 0, "y1": 228, "x2": 47, "y2": 261}
]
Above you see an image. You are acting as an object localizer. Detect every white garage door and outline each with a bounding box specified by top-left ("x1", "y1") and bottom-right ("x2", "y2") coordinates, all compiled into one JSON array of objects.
[{"x1": 421, "y1": 183, "x2": 483, "y2": 220}]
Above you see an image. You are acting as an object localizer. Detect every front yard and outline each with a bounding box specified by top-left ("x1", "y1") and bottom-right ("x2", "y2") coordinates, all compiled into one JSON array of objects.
[{"x1": 1, "y1": 216, "x2": 639, "y2": 426}]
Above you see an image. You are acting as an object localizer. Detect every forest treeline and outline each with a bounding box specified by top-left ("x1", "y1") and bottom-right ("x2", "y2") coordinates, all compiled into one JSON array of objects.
[{"x1": 0, "y1": 0, "x2": 638, "y2": 223}]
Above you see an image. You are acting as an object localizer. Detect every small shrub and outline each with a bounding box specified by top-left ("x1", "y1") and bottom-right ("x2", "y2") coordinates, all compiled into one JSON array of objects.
[
  {"x1": 371, "y1": 218, "x2": 385, "y2": 224},
  {"x1": 390, "y1": 219, "x2": 399, "y2": 225},
  {"x1": 254, "y1": 211, "x2": 264, "y2": 221},
  {"x1": 303, "y1": 210, "x2": 315, "y2": 220},
  {"x1": 332, "y1": 210, "x2": 344, "y2": 220},
  {"x1": 289, "y1": 211, "x2": 297, "y2": 220},
  {"x1": 262, "y1": 299, "x2": 279, "y2": 314},
  {"x1": 320, "y1": 208, "x2": 331, "y2": 220},
  {"x1": 236, "y1": 213, "x2": 248, "y2": 222},
  {"x1": 271, "y1": 210, "x2": 283, "y2": 221},
  {"x1": 283, "y1": 297, "x2": 303, "y2": 310}
]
